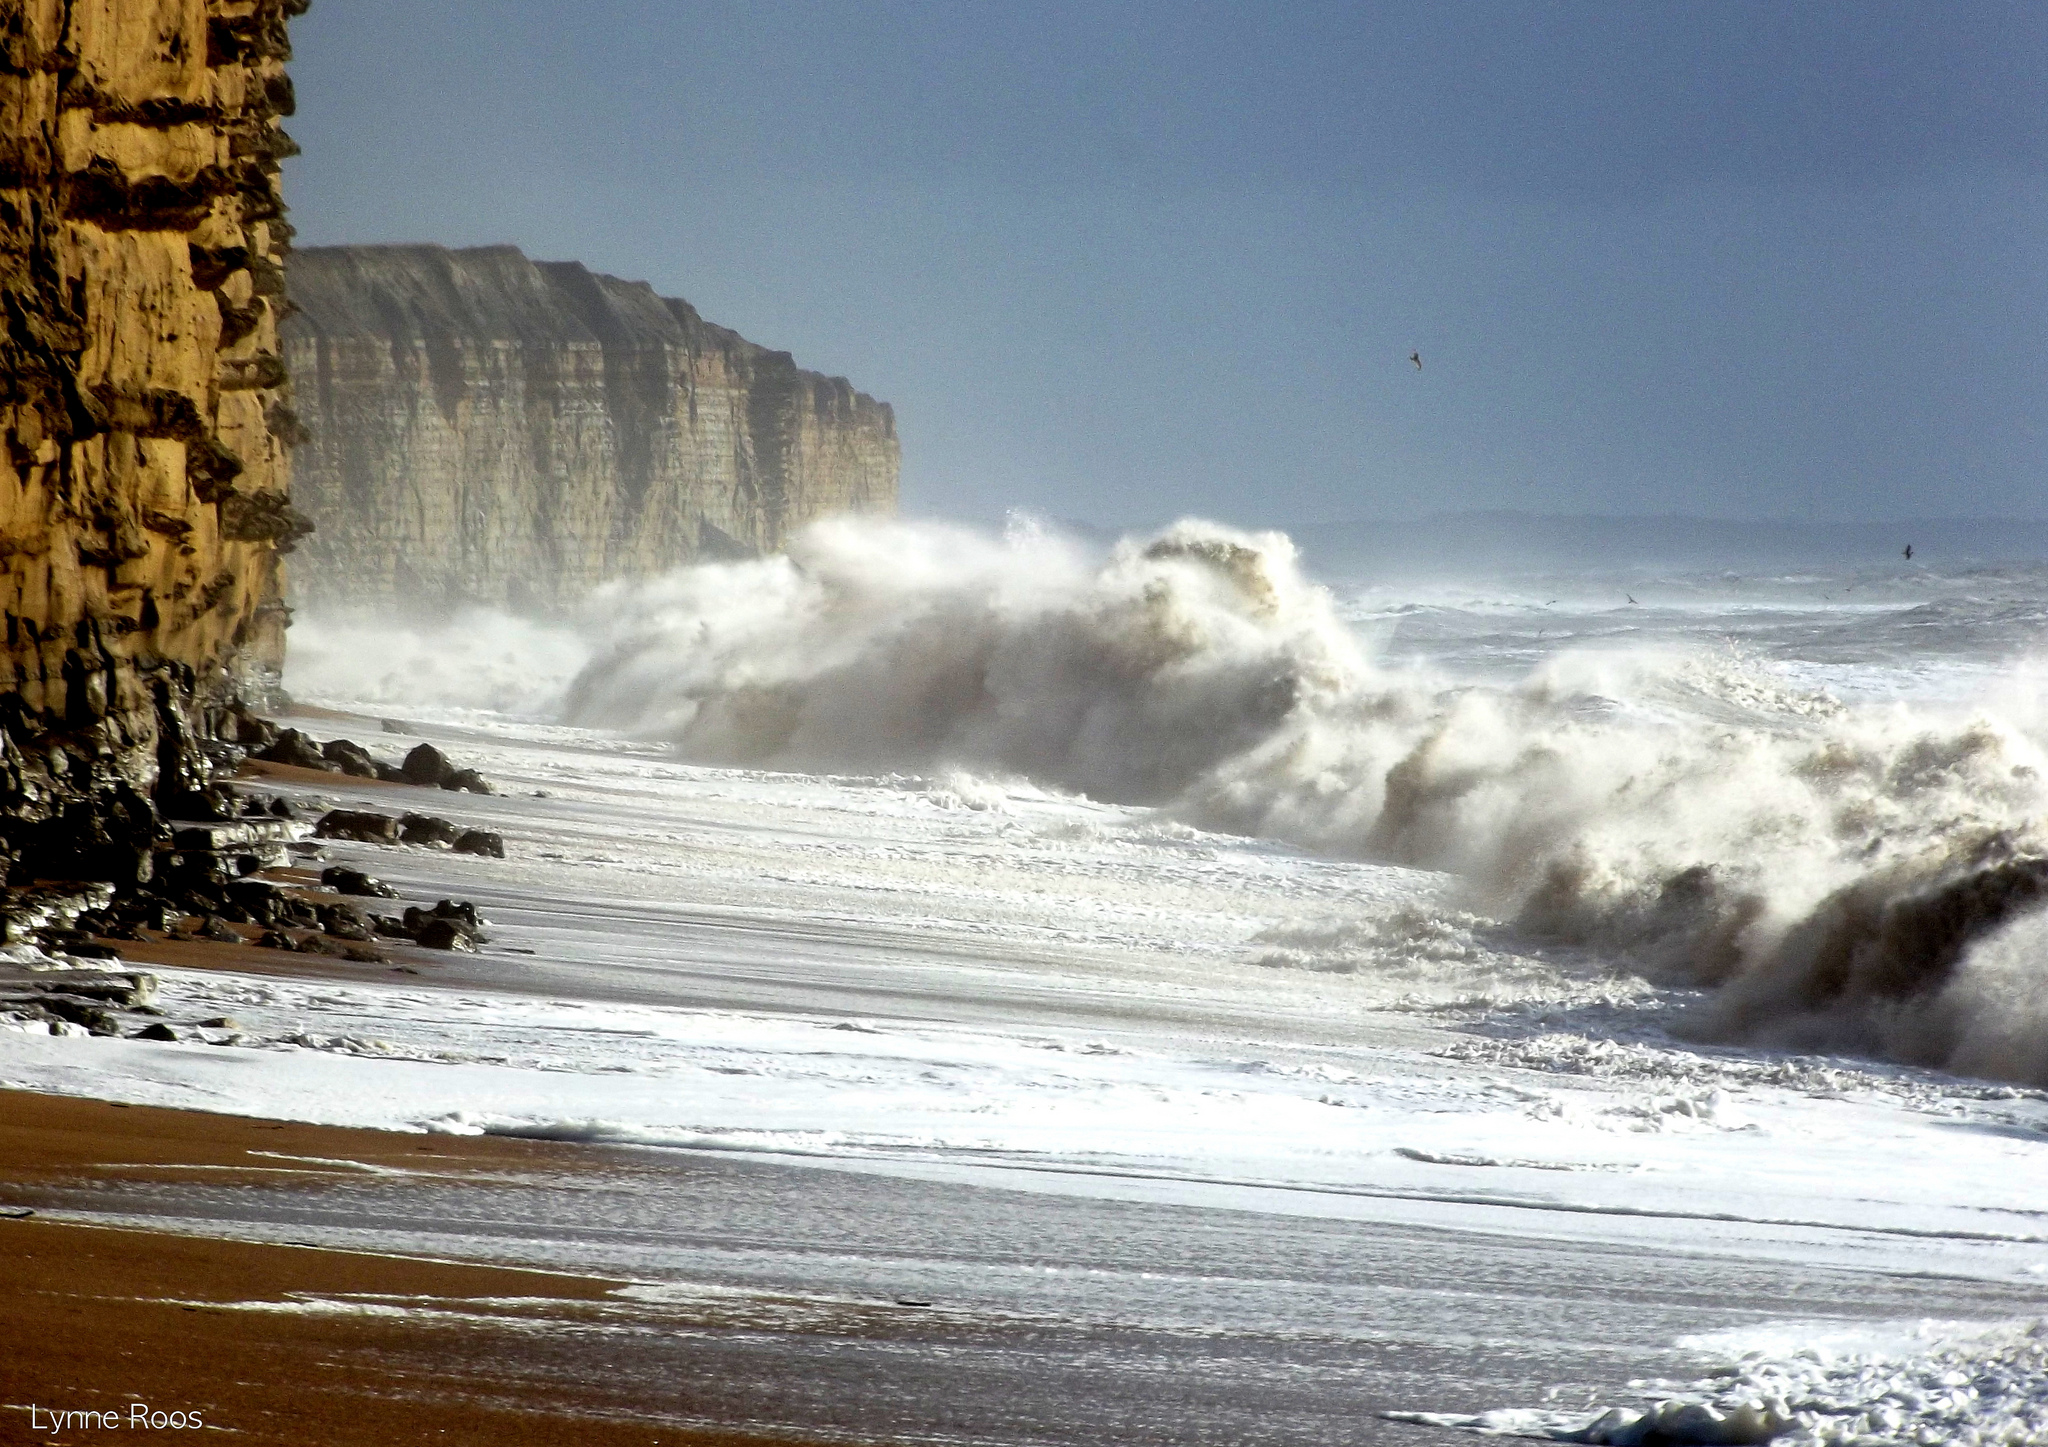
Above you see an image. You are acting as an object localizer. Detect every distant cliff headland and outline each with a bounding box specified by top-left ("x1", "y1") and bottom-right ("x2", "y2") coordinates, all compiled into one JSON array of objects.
[{"x1": 281, "y1": 244, "x2": 900, "y2": 613}]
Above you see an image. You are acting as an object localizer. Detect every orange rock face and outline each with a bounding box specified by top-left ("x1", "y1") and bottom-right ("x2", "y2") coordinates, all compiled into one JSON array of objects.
[{"x1": 0, "y1": 0, "x2": 308, "y2": 878}]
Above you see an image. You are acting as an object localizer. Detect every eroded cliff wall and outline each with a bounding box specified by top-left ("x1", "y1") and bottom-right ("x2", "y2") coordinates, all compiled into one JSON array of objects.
[
  {"x1": 281, "y1": 244, "x2": 899, "y2": 612},
  {"x1": 0, "y1": 0, "x2": 307, "y2": 880}
]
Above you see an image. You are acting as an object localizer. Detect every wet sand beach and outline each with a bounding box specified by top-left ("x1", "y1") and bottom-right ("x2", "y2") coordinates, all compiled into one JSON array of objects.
[
  {"x1": 0, "y1": 1092, "x2": 791, "y2": 1445},
  {"x1": 9, "y1": 1088, "x2": 2047, "y2": 1446}
]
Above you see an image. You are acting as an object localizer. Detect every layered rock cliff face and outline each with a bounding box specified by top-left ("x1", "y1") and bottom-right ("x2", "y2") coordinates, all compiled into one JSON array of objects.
[
  {"x1": 0, "y1": 0, "x2": 307, "y2": 881},
  {"x1": 281, "y1": 244, "x2": 899, "y2": 612}
]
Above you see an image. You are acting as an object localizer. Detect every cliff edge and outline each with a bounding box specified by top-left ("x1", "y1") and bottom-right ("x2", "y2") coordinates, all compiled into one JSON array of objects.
[
  {"x1": 1, "y1": 0, "x2": 308, "y2": 882},
  {"x1": 282, "y1": 244, "x2": 900, "y2": 612}
]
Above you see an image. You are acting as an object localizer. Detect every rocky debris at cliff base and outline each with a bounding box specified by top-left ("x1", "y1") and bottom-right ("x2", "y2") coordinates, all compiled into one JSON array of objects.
[
  {"x1": 312, "y1": 810, "x2": 401, "y2": 844},
  {"x1": 400, "y1": 812, "x2": 462, "y2": 848},
  {"x1": 394, "y1": 901, "x2": 489, "y2": 952},
  {"x1": 401, "y1": 743, "x2": 496, "y2": 795},
  {"x1": 0, "y1": 958, "x2": 160, "y2": 1038},
  {"x1": 320, "y1": 866, "x2": 398, "y2": 898},
  {"x1": 311, "y1": 807, "x2": 505, "y2": 858},
  {"x1": 240, "y1": 719, "x2": 496, "y2": 795}
]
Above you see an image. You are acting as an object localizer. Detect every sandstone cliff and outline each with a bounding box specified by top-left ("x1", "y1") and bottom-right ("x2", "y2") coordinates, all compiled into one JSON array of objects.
[
  {"x1": 280, "y1": 244, "x2": 899, "y2": 613},
  {"x1": 0, "y1": 0, "x2": 308, "y2": 880}
]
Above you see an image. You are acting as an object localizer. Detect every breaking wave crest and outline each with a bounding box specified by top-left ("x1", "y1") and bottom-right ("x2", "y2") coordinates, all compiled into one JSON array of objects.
[{"x1": 566, "y1": 515, "x2": 2048, "y2": 1084}]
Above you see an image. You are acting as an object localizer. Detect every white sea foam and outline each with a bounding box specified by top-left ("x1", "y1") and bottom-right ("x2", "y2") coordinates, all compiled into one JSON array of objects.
[
  {"x1": 1391, "y1": 1315, "x2": 2048, "y2": 1445},
  {"x1": 562, "y1": 516, "x2": 2048, "y2": 1083},
  {"x1": 285, "y1": 607, "x2": 589, "y2": 718}
]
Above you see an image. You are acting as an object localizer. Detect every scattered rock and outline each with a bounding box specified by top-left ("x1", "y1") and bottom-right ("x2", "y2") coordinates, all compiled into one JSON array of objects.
[
  {"x1": 401, "y1": 743, "x2": 453, "y2": 787},
  {"x1": 197, "y1": 916, "x2": 241, "y2": 943},
  {"x1": 399, "y1": 812, "x2": 462, "y2": 848},
  {"x1": 114, "y1": 897, "x2": 173, "y2": 931},
  {"x1": 317, "y1": 903, "x2": 374, "y2": 941},
  {"x1": 253, "y1": 728, "x2": 333, "y2": 772},
  {"x1": 414, "y1": 918, "x2": 479, "y2": 952},
  {"x1": 228, "y1": 709, "x2": 281, "y2": 751},
  {"x1": 226, "y1": 880, "x2": 285, "y2": 925},
  {"x1": 161, "y1": 783, "x2": 241, "y2": 821},
  {"x1": 396, "y1": 899, "x2": 488, "y2": 950},
  {"x1": 35, "y1": 996, "x2": 122, "y2": 1035},
  {"x1": 430, "y1": 899, "x2": 484, "y2": 929},
  {"x1": 442, "y1": 768, "x2": 495, "y2": 795},
  {"x1": 321, "y1": 866, "x2": 399, "y2": 898},
  {"x1": 453, "y1": 829, "x2": 505, "y2": 859},
  {"x1": 199, "y1": 1016, "x2": 240, "y2": 1029},
  {"x1": 132, "y1": 1022, "x2": 179, "y2": 1042},
  {"x1": 320, "y1": 738, "x2": 385, "y2": 780},
  {"x1": 313, "y1": 809, "x2": 400, "y2": 844}
]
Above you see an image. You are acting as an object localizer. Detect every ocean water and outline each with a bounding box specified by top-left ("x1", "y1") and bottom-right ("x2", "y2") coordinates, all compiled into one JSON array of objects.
[
  {"x1": 19, "y1": 515, "x2": 2048, "y2": 1443},
  {"x1": 526, "y1": 516, "x2": 2048, "y2": 1087}
]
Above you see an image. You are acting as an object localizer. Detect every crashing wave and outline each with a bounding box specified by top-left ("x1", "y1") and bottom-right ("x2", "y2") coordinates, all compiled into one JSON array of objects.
[{"x1": 565, "y1": 515, "x2": 2048, "y2": 1085}]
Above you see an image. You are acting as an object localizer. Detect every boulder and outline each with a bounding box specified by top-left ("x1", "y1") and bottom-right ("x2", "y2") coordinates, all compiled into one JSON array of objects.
[
  {"x1": 401, "y1": 744, "x2": 453, "y2": 787},
  {"x1": 313, "y1": 810, "x2": 400, "y2": 844},
  {"x1": 320, "y1": 866, "x2": 399, "y2": 898},
  {"x1": 453, "y1": 829, "x2": 505, "y2": 859},
  {"x1": 317, "y1": 903, "x2": 374, "y2": 941},
  {"x1": 320, "y1": 738, "x2": 388, "y2": 780},
  {"x1": 414, "y1": 918, "x2": 479, "y2": 952},
  {"x1": 254, "y1": 728, "x2": 333, "y2": 772},
  {"x1": 399, "y1": 812, "x2": 462, "y2": 848}
]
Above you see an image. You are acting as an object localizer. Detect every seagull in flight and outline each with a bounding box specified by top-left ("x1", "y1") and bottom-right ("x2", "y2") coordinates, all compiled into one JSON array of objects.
[
  {"x1": 1626, "y1": 594, "x2": 1637, "y2": 605},
  {"x1": 1902, "y1": 543, "x2": 1914, "y2": 561},
  {"x1": 1409, "y1": 351, "x2": 1422, "y2": 371}
]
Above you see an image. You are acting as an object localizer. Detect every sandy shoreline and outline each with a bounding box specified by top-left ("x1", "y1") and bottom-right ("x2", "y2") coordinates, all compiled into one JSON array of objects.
[{"x1": 0, "y1": 1091, "x2": 827, "y2": 1445}]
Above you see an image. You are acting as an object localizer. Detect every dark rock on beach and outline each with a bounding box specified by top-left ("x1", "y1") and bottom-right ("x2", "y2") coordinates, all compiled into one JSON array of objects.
[
  {"x1": 399, "y1": 812, "x2": 463, "y2": 849},
  {"x1": 253, "y1": 728, "x2": 333, "y2": 772},
  {"x1": 400, "y1": 744, "x2": 495, "y2": 794},
  {"x1": 402, "y1": 744, "x2": 453, "y2": 787},
  {"x1": 453, "y1": 830, "x2": 505, "y2": 859},
  {"x1": 414, "y1": 918, "x2": 479, "y2": 952},
  {"x1": 317, "y1": 903, "x2": 374, "y2": 941},
  {"x1": 314, "y1": 810, "x2": 401, "y2": 845},
  {"x1": 399, "y1": 899, "x2": 489, "y2": 951},
  {"x1": 321, "y1": 866, "x2": 399, "y2": 898},
  {"x1": 0, "y1": 964, "x2": 158, "y2": 1038}
]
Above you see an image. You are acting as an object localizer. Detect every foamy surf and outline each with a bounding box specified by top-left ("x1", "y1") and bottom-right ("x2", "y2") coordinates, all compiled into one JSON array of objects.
[{"x1": 543, "y1": 515, "x2": 2048, "y2": 1085}]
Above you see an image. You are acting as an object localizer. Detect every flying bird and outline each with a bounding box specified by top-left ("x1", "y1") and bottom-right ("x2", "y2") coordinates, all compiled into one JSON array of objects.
[
  {"x1": 1626, "y1": 594, "x2": 1637, "y2": 605},
  {"x1": 1409, "y1": 351, "x2": 1422, "y2": 371},
  {"x1": 1903, "y1": 544, "x2": 1914, "y2": 561}
]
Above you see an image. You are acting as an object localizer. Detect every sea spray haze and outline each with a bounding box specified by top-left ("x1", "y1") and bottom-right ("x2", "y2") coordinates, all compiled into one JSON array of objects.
[{"x1": 564, "y1": 516, "x2": 2048, "y2": 1084}]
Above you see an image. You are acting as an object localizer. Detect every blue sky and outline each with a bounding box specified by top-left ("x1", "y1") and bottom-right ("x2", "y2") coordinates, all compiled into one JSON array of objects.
[{"x1": 283, "y1": 1, "x2": 2047, "y2": 529}]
